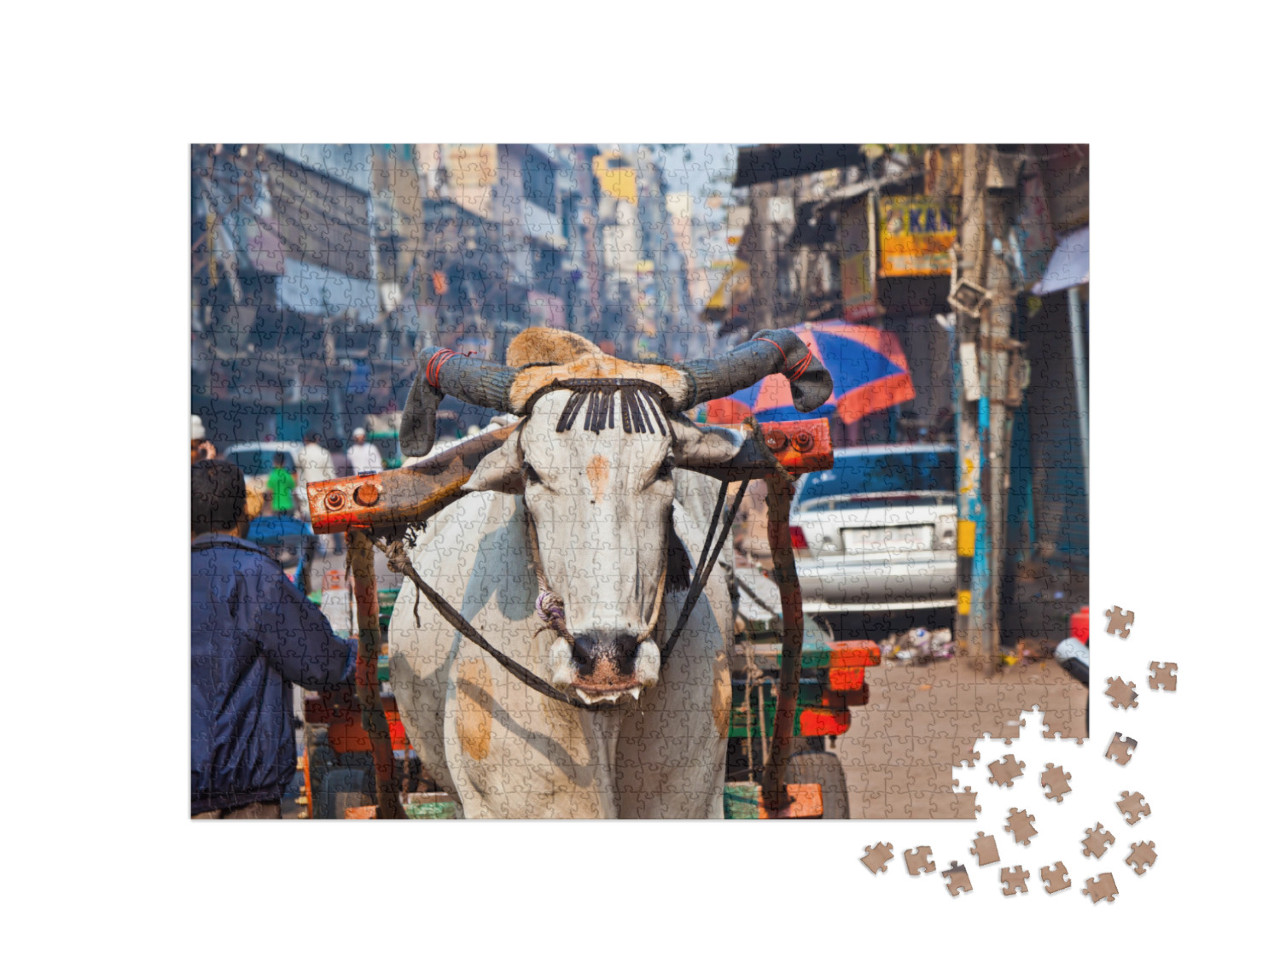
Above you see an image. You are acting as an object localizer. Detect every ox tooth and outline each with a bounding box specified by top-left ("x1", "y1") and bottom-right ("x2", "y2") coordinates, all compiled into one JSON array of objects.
[
  {"x1": 575, "y1": 688, "x2": 594, "y2": 703},
  {"x1": 627, "y1": 687, "x2": 642, "y2": 701}
]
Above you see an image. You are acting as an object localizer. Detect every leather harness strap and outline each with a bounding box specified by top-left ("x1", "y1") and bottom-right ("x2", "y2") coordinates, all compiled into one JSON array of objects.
[{"x1": 380, "y1": 474, "x2": 735, "y2": 713}]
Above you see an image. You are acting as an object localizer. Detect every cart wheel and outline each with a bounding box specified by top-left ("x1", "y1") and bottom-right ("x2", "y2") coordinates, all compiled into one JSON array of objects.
[
  {"x1": 316, "y1": 768, "x2": 373, "y2": 819},
  {"x1": 784, "y1": 752, "x2": 850, "y2": 819}
]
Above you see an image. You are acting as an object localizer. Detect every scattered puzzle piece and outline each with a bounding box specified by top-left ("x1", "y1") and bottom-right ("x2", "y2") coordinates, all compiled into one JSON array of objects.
[
  {"x1": 1125, "y1": 841, "x2": 1158, "y2": 875},
  {"x1": 1041, "y1": 861, "x2": 1071, "y2": 894},
  {"x1": 942, "y1": 861, "x2": 972, "y2": 897},
  {"x1": 970, "y1": 831, "x2": 1000, "y2": 866},
  {"x1": 1041, "y1": 763, "x2": 1073, "y2": 802},
  {"x1": 1117, "y1": 791, "x2": 1151, "y2": 825},
  {"x1": 1149, "y1": 662, "x2": 1178, "y2": 691},
  {"x1": 1104, "y1": 676, "x2": 1138, "y2": 710},
  {"x1": 861, "y1": 842, "x2": 894, "y2": 874},
  {"x1": 1105, "y1": 732, "x2": 1138, "y2": 765},
  {"x1": 904, "y1": 847, "x2": 936, "y2": 876},
  {"x1": 1082, "y1": 822, "x2": 1115, "y2": 859},
  {"x1": 1105, "y1": 606, "x2": 1134, "y2": 638},
  {"x1": 987, "y1": 753, "x2": 1026, "y2": 787},
  {"x1": 1005, "y1": 808, "x2": 1038, "y2": 846},
  {"x1": 1082, "y1": 872, "x2": 1119, "y2": 903},
  {"x1": 1000, "y1": 865, "x2": 1030, "y2": 895}
]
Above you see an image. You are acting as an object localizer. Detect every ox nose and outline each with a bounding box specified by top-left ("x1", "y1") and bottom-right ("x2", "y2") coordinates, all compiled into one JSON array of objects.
[{"x1": 571, "y1": 632, "x2": 641, "y2": 677}]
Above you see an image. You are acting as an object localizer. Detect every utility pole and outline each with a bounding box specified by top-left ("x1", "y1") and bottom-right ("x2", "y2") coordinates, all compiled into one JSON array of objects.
[
  {"x1": 953, "y1": 145, "x2": 988, "y2": 666},
  {"x1": 952, "y1": 145, "x2": 1022, "y2": 674}
]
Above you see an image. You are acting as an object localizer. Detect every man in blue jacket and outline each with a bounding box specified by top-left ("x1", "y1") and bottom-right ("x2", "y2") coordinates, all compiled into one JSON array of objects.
[{"x1": 192, "y1": 459, "x2": 357, "y2": 818}]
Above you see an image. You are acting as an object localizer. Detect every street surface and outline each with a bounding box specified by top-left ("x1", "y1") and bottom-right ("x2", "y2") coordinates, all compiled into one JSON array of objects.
[{"x1": 837, "y1": 656, "x2": 1087, "y2": 819}]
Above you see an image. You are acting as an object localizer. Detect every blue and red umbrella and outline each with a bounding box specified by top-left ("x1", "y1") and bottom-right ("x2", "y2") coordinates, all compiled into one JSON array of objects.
[{"x1": 705, "y1": 321, "x2": 915, "y2": 425}]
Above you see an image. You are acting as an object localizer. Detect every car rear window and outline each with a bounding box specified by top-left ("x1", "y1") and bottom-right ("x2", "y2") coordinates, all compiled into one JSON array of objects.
[{"x1": 800, "y1": 449, "x2": 956, "y2": 502}]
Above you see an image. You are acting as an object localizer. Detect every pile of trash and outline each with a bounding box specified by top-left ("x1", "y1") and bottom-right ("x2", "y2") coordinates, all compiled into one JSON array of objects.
[{"x1": 885, "y1": 627, "x2": 955, "y2": 664}]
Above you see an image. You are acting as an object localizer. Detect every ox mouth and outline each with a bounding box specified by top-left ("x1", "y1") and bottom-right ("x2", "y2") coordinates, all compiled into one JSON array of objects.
[{"x1": 572, "y1": 682, "x2": 645, "y2": 705}]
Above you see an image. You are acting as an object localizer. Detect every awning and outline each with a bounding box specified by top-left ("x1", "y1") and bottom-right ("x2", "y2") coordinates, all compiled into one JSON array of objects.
[
  {"x1": 732, "y1": 144, "x2": 867, "y2": 188},
  {"x1": 1031, "y1": 226, "x2": 1089, "y2": 295}
]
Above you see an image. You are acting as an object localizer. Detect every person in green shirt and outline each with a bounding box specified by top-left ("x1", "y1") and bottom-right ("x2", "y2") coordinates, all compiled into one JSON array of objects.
[{"x1": 266, "y1": 452, "x2": 296, "y2": 516}]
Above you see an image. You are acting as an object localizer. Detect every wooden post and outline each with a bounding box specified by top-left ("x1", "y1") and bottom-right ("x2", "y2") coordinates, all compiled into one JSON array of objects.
[
  {"x1": 349, "y1": 528, "x2": 407, "y2": 819},
  {"x1": 985, "y1": 187, "x2": 1017, "y2": 673},
  {"x1": 760, "y1": 469, "x2": 802, "y2": 812},
  {"x1": 954, "y1": 145, "x2": 990, "y2": 668}
]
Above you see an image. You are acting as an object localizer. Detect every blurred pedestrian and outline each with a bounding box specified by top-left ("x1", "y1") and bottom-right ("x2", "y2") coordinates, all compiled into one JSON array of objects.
[
  {"x1": 266, "y1": 451, "x2": 296, "y2": 516},
  {"x1": 328, "y1": 437, "x2": 352, "y2": 478},
  {"x1": 191, "y1": 414, "x2": 217, "y2": 463},
  {"x1": 348, "y1": 427, "x2": 382, "y2": 475},
  {"x1": 298, "y1": 432, "x2": 340, "y2": 555},
  {"x1": 191, "y1": 459, "x2": 356, "y2": 818},
  {"x1": 298, "y1": 433, "x2": 336, "y2": 488}
]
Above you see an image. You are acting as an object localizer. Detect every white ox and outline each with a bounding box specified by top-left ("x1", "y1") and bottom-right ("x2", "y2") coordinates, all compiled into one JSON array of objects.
[{"x1": 385, "y1": 328, "x2": 830, "y2": 817}]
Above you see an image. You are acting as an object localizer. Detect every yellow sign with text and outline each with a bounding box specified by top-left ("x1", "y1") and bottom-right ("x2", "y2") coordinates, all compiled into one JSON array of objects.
[{"x1": 879, "y1": 195, "x2": 959, "y2": 276}]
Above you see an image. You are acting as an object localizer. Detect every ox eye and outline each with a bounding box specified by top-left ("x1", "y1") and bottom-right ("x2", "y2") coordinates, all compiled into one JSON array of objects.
[
  {"x1": 655, "y1": 457, "x2": 674, "y2": 482},
  {"x1": 523, "y1": 462, "x2": 543, "y2": 486}
]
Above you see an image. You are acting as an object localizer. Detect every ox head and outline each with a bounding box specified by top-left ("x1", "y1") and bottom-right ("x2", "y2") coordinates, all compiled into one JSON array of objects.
[{"x1": 399, "y1": 329, "x2": 832, "y2": 705}]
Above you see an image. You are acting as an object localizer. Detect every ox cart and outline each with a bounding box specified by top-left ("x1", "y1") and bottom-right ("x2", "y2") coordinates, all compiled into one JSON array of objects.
[{"x1": 298, "y1": 415, "x2": 873, "y2": 819}]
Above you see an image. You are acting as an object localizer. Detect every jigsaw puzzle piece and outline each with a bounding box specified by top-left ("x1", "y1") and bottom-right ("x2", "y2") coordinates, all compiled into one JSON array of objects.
[
  {"x1": 1105, "y1": 732, "x2": 1138, "y2": 765},
  {"x1": 1005, "y1": 808, "x2": 1038, "y2": 846},
  {"x1": 1040, "y1": 762, "x2": 1072, "y2": 802},
  {"x1": 942, "y1": 861, "x2": 972, "y2": 897},
  {"x1": 1104, "y1": 606, "x2": 1134, "y2": 638},
  {"x1": 987, "y1": 752, "x2": 1026, "y2": 787},
  {"x1": 1125, "y1": 841, "x2": 1157, "y2": 875},
  {"x1": 1148, "y1": 661, "x2": 1178, "y2": 691},
  {"x1": 1116, "y1": 790, "x2": 1151, "y2": 825},
  {"x1": 1081, "y1": 822, "x2": 1115, "y2": 859},
  {"x1": 970, "y1": 831, "x2": 1000, "y2": 866},
  {"x1": 1082, "y1": 872, "x2": 1118, "y2": 903},
  {"x1": 1000, "y1": 865, "x2": 1030, "y2": 895},
  {"x1": 860, "y1": 842, "x2": 894, "y2": 874},
  {"x1": 1104, "y1": 676, "x2": 1138, "y2": 710},
  {"x1": 1041, "y1": 861, "x2": 1071, "y2": 894},
  {"x1": 904, "y1": 846, "x2": 936, "y2": 876}
]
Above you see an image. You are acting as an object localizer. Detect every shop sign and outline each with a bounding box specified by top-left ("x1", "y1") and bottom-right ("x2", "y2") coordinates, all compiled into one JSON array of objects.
[{"x1": 879, "y1": 195, "x2": 959, "y2": 276}]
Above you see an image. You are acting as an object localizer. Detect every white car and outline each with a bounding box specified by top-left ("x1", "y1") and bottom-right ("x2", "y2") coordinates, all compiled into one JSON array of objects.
[
  {"x1": 789, "y1": 444, "x2": 957, "y2": 614},
  {"x1": 221, "y1": 441, "x2": 308, "y2": 504}
]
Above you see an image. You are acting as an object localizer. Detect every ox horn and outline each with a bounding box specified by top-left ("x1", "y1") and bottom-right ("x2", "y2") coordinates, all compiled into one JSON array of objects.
[
  {"x1": 671, "y1": 329, "x2": 833, "y2": 413},
  {"x1": 400, "y1": 348, "x2": 520, "y2": 456}
]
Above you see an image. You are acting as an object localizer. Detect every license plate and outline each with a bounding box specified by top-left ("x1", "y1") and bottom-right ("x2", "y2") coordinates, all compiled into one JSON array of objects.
[{"x1": 842, "y1": 525, "x2": 932, "y2": 553}]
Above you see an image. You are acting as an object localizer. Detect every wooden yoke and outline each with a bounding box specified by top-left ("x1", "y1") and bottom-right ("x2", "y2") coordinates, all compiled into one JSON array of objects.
[
  {"x1": 307, "y1": 423, "x2": 519, "y2": 537},
  {"x1": 308, "y1": 418, "x2": 832, "y2": 535}
]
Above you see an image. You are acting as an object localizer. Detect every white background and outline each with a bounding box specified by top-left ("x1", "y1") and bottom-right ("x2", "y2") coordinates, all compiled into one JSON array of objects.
[{"x1": 6, "y1": 2, "x2": 1272, "y2": 960}]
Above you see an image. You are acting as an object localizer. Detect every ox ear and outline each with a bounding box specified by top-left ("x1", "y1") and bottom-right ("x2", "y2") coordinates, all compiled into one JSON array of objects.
[
  {"x1": 669, "y1": 414, "x2": 748, "y2": 468},
  {"x1": 463, "y1": 425, "x2": 525, "y2": 494}
]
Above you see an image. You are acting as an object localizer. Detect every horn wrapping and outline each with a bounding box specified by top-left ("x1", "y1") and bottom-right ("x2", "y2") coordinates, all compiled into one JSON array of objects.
[
  {"x1": 399, "y1": 347, "x2": 519, "y2": 456},
  {"x1": 672, "y1": 329, "x2": 833, "y2": 412}
]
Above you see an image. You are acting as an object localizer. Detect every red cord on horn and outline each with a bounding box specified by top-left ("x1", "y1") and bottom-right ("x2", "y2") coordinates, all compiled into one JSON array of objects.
[
  {"x1": 756, "y1": 337, "x2": 788, "y2": 364},
  {"x1": 786, "y1": 350, "x2": 814, "y2": 381},
  {"x1": 756, "y1": 337, "x2": 813, "y2": 383},
  {"x1": 424, "y1": 349, "x2": 457, "y2": 389}
]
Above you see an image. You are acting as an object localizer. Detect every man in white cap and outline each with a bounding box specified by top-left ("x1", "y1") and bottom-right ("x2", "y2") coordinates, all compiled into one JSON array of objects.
[
  {"x1": 347, "y1": 427, "x2": 382, "y2": 475},
  {"x1": 191, "y1": 414, "x2": 216, "y2": 463}
]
